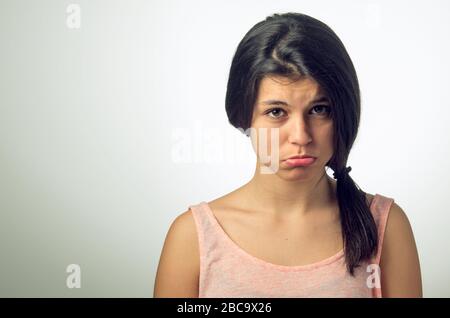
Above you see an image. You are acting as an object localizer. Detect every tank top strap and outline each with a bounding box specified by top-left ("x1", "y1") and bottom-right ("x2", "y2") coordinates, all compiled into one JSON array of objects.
[
  {"x1": 188, "y1": 201, "x2": 227, "y2": 261},
  {"x1": 369, "y1": 193, "x2": 395, "y2": 265},
  {"x1": 189, "y1": 201, "x2": 219, "y2": 235}
]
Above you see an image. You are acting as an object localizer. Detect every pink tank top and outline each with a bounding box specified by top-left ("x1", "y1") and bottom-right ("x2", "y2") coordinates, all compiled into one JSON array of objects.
[{"x1": 188, "y1": 193, "x2": 394, "y2": 298}]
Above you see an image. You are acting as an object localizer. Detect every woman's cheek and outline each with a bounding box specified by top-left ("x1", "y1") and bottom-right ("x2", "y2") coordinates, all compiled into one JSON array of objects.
[{"x1": 252, "y1": 127, "x2": 280, "y2": 163}]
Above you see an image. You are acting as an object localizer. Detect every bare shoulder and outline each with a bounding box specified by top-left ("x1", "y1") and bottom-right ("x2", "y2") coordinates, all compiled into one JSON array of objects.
[
  {"x1": 153, "y1": 209, "x2": 200, "y2": 298},
  {"x1": 386, "y1": 201, "x2": 411, "y2": 229},
  {"x1": 384, "y1": 201, "x2": 416, "y2": 244},
  {"x1": 379, "y1": 201, "x2": 423, "y2": 297},
  {"x1": 171, "y1": 209, "x2": 199, "y2": 238}
]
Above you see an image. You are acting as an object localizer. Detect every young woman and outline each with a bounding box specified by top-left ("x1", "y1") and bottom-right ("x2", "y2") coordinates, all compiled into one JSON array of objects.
[{"x1": 154, "y1": 12, "x2": 422, "y2": 298}]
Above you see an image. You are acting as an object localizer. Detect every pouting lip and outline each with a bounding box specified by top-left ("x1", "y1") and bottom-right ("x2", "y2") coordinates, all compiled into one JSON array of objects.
[{"x1": 284, "y1": 154, "x2": 317, "y2": 160}]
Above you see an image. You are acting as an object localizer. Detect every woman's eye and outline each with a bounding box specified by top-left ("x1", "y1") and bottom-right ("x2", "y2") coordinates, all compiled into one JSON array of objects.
[
  {"x1": 311, "y1": 105, "x2": 331, "y2": 116},
  {"x1": 266, "y1": 108, "x2": 286, "y2": 119},
  {"x1": 265, "y1": 105, "x2": 331, "y2": 119}
]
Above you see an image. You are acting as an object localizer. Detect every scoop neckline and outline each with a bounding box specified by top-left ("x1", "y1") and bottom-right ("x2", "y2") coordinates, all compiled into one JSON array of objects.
[{"x1": 200, "y1": 193, "x2": 378, "y2": 272}]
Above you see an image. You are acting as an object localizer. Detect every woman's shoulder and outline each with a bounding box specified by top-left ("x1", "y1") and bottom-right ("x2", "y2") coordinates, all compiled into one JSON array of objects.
[
  {"x1": 154, "y1": 192, "x2": 243, "y2": 295},
  {"x1": 165, "y1": 189, "x2": 246, "y2": 256},
  {"x1": 153, "y1": 208, "x2": 200, "y2": 297},
  {"x1": 161, "y1": 208, "x2": 200, "y2": 262},
  {"x1": 378, "y1": 199, "x2": 422, "y2": 296}
]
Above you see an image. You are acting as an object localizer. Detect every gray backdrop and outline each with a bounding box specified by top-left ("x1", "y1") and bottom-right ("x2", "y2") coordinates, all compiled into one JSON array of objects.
[{"x1": 1, "y1": 0, "x2": 449, "y2": 297}]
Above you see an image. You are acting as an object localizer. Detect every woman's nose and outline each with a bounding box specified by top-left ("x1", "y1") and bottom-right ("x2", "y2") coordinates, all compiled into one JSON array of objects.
[{"x1": 287, "y1": 117, "x2": 312, "y2": 145}]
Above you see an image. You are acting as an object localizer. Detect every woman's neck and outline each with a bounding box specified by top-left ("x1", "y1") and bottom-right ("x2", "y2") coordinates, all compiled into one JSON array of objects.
[{"x1": 242, "y1": 168, "x2": 338, "y2": 219}]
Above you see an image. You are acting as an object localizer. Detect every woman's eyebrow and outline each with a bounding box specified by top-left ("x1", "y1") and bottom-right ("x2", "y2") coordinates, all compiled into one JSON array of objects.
[{"x1": 260, "y1": 96, "x2": 329, "y2": 107}]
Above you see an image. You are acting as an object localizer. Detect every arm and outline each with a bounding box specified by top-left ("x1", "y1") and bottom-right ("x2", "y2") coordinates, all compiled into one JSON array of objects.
[
  {"x1": 153, "y1": 210, "x2": 200, "y2": 297},
  {"x1": 380, "y1": 202, "x2": 423, "y2": 297}
]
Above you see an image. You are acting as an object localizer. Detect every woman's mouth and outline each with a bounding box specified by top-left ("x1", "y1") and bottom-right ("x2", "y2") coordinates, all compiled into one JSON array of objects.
[{"x1": 284, "y1": 157, "x2": 316, "y2": 167}]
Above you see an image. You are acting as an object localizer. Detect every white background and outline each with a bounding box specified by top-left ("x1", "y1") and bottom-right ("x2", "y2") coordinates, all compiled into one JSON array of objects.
[{"x1": 0, "y1": 0, "x2": 449, "y2": 297}]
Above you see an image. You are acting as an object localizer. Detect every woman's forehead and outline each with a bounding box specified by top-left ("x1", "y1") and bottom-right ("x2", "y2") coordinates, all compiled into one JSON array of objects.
[{"x1": 257, "y1": 75, "x2": 326, "y2": 102}]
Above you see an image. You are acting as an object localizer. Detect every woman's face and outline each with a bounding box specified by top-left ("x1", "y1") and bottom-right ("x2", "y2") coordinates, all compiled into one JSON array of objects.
[{"x1": 250, "y1": 75, "x2": 334, "y2": 180}]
